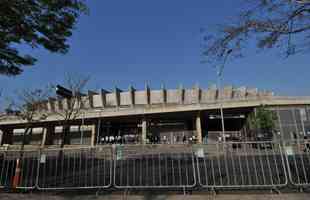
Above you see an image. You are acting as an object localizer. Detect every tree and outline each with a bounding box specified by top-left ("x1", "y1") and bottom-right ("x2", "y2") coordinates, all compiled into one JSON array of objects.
[
  {"x1": 53, "y1": 74, "x2": 89, "y2": 148},
  {"x1": 9, "y1": 88, "x2": 51, "y2": 150},
  {"x1": 0, "y1": 0, "x2": 88, "y2": 76},
  {"x1": 203, "y1": 0, "x2": 310, "y2": 65},
  {"x1": 248, "y1": 106, "x2": 278, "y2": 140}
]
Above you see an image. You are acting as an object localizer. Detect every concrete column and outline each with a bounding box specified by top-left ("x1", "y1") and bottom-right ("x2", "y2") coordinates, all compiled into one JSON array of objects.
[
  {"x1": 178, "y1": 85, "x2": 184, "y2": 104},
  {"x1": 45, "y1": 126, "x2": 55, "y2": 146},
  {"x1": 48, "y1": 98, "x2": 56, "y2": 112},
  {"x1": 161, "y1": 84, "x2": 167, "y2": 105},
  {"x1": 114, "y1": 87, "x2": 122, "y2": 108},
  {"x1": 142, "y1": 119, "x2": 147, "y2": 144},
  {"x1": 91, "y1": 124, "x2": 96, "y2": 147},
  {"x1": 145, "y1": 84, "x2": 151, "y2": 106},
  {"x1": 0, "y1": 130, "x2": 3, "y2": 145},
  {"x1": 88, "y1": 90, "x2": 98, "y2": 108},
  {"x1": 194, "y1": 85, "x2": 201, "y2": 104},
  {"x1": 56, "y1": 98, "x2": 63, "y2": 111},
  {"x1": 41, "y1": 126, "x2": 55, "y2": 147},
  {"x1": 41, "y1": 128, "x2": 47, "y2": 148},
  {"x1": 100, "y1": 89, "x2": 108, "y2": 108},
  {"x1": 196, "y1": 113, "x2": 203, "y2": 144},
  {"x1": 129, "y1": 86, "x2": 135, "y2": 107}
]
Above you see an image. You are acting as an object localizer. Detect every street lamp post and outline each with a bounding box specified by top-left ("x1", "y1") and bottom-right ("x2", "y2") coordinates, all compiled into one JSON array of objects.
[{"x1": 217, "y1": 49, "x2": 232, "y2": 143}]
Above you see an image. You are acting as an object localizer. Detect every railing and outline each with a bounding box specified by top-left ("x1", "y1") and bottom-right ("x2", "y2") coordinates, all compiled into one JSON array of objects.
[
  {"x1": 283, "y1": 140, "x2": 310, "y2": 187},
  {"x1": 195, "y1": 141, "x2": 287, "y2": 189},
  {"x1": 114, "y1": 144, "x2": 196, "y2": 188},
  {"x1": 0, "y1": 140, "x2": 309, "y2": 191},
  {"x1": 37, "y1": 146, "x2": 113, "y2": 190},
  {"x1": 0, "y1": 150, "x2": 38, "y2": 189}
]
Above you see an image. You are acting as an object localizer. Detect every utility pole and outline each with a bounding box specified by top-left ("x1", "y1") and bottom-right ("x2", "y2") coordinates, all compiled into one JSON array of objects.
[{"x1": 217, "y1": 49, "x2": 232, "y2": 143}]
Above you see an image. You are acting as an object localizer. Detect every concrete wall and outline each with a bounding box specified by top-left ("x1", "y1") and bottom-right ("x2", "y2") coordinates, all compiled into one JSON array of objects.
[
  {"x1": 184, "y1": 89, "x2": 198, "y2": 104},
  {"x1": 201, "y1": 88, "x2": 217, "y2": 102},
  {"x1": 106, "y1": 93, "x2": 117, "y2": 107},
  {"x1": 135, "y1": 91, "x2": 147, "y2": 105},
  {"x1": 120, "y1": 91, "x2": 131, "y2": 106},
  {"x1": 45, "y1": 86, "x2": 276, "y2": 112},
  {"x1": 166, "y1": 89, "x2": 179, "y2": 104},
  {"x1": 93, "y1": 94, "x2": 103, "y2": 107}
]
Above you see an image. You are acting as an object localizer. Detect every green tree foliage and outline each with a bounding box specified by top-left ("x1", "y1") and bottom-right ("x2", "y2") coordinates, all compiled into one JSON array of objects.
[
  {"x1": 248, "y1": 106, "x2": 278, "y2": 135},
  {"x1": 203, "y1": 0, "x2": 310, "y2": 65},
  {"x1": 0, "y1": 0, "x2": 88, "y2": 76}
]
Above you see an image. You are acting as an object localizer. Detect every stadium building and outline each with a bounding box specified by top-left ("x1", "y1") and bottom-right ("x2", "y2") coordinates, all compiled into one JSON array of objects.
[{"x1": 0, "y1": 85, "x2": 310, "y2": 149}]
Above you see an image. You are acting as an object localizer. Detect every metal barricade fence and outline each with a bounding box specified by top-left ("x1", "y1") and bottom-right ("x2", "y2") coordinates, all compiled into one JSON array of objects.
[
  {"x1": 284, "y1": 140, "x2": 310, "y2": 187},
  {"x1": 0, "y1": 150, "x2": 39, "y2": 189},
  {"x1": 36, "y1": 146, "x2": 113, "y2": 190},
  {"x1": 1, "y1": 141, "x2": 310, "y2": 191},
  {"x1": 195, "y1": 141, "x2": 288, "y2": 189},
  {"x1": 114, "y1": 144, "x2": 196, "y2": 188}
]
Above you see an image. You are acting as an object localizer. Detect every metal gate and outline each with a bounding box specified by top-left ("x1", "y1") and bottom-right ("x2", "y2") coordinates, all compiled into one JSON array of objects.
[
  {"x1": 114, "y1": 144, "x2": 196, "y2": 188},
  {"x1": 0, "y1": 150, "x2": 38, "y2": 189},
  {"x1": 196, "y1": 141, "x2": 288, "y2": 189},
  {"x1": 284, "y1": 140, "x2": 310, "y2": 187},
  {"x1": 36, "y1": 146, "x2": 113, "y2": 190}
]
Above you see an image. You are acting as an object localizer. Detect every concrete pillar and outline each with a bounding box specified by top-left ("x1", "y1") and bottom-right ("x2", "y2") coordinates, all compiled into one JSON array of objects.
[
  {"x1": 48, "y1": 98, "x2": 56, "y2": 112},
  {"x1": 161, "y1": 84, "x2": 167, "y2": 105},
  {"x1": 145, "y1": 84, "x2": 151, "y2": 106},
  {"x1": 91, "y1": 124, "x2": 96, "y2": 147},
  {"x1": 196, "y1": 113, "x2": 203, "y2": 144},
  {"x1": 100, "y1": 89, "x2": 108, "y2": 108},
  {"x1": 41, "y1": 128, "x2": 47, "y2": 148},
  {"x1": 0, "y1": 130, "x2": 3, "y2": 145},
  {"x1": 64, "y1": 98, "x2": 71, "y2": 110},
  {"x1": 88, "y1": 90, "x2": 98, "y2": 108},
  {"x1": 142, "y1": 119, "x2": 147, "y2": 144},
  {"x1": 56, "y1": 98, "x2": 63, "y2": 111},
  {"x1": 114, "y1": 87, "x2": 122, "y2": 108},
  {"x1": 129, "y1": 86, "x2": 135, "y2": 107},
  {"x1": 41, "y1": 126, "x2": 55, "y2": 147},
  {"x1": 194, "y1": 85, "x2": 201, "y2": 104},
  {"x1": 178, "y1": 85, "x2": 184, "y2": 104},
  {"x1": 46, "y1": 126, "x2": 55, "y2": 145}
]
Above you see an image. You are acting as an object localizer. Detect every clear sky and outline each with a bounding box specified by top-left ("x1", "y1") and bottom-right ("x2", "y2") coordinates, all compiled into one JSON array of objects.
[{"x1": 0, "y1": 0, "x2": 309, "y2": 100}]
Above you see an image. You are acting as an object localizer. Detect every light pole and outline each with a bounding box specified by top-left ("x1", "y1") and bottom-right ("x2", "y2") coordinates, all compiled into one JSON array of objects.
[{"x1": 217, "y1": 49, "x2": 232, "y2": 143}]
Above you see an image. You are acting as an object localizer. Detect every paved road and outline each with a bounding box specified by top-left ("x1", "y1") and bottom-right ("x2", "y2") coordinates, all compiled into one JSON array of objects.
[{"x1": 0, "y1": 192, "x2": 310, "y2": 200}]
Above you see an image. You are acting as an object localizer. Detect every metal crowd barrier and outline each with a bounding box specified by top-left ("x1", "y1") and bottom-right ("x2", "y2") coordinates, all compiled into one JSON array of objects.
[
  {"x1": 284, "y1": 140, "x2": 310, "y2": 187},
  {"x1": 37, "y1": 146, "x2": 113, "y2": 190},
  {"x1": 0, "y1": 150, "x2": 39, "y2": 189},
  {"x1": 195, "y1": 141, "x2": 288, "y2": 189},
  {"x1": 1, "y1": 141, "x2": 310, "y2": 191},
  {"x1": 113, "y1": 144, "x2": 196, "y2": 188}
]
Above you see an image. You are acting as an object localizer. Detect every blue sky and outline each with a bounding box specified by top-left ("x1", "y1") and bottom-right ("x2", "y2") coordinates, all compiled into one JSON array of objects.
[{"x1": 0, "y1": 0, "x2": 309, "y2": 99}]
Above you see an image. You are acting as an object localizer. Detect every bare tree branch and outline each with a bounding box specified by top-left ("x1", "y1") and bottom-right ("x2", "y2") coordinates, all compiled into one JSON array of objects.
[
  {"x1": 203, "y1": 0, "x2": 310, "y2": 65},
  {"x1": 7, "y1": 87, "x2": 52, "y2": 150},
  {"x1": 53, "y1": 74, "x2": 90, "y2": 147}
]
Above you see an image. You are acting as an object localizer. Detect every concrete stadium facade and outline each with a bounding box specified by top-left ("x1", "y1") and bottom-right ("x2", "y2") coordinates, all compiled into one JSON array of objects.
[{"x1": 0, "y1": 85, "x2": 310, "y2": 149}]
